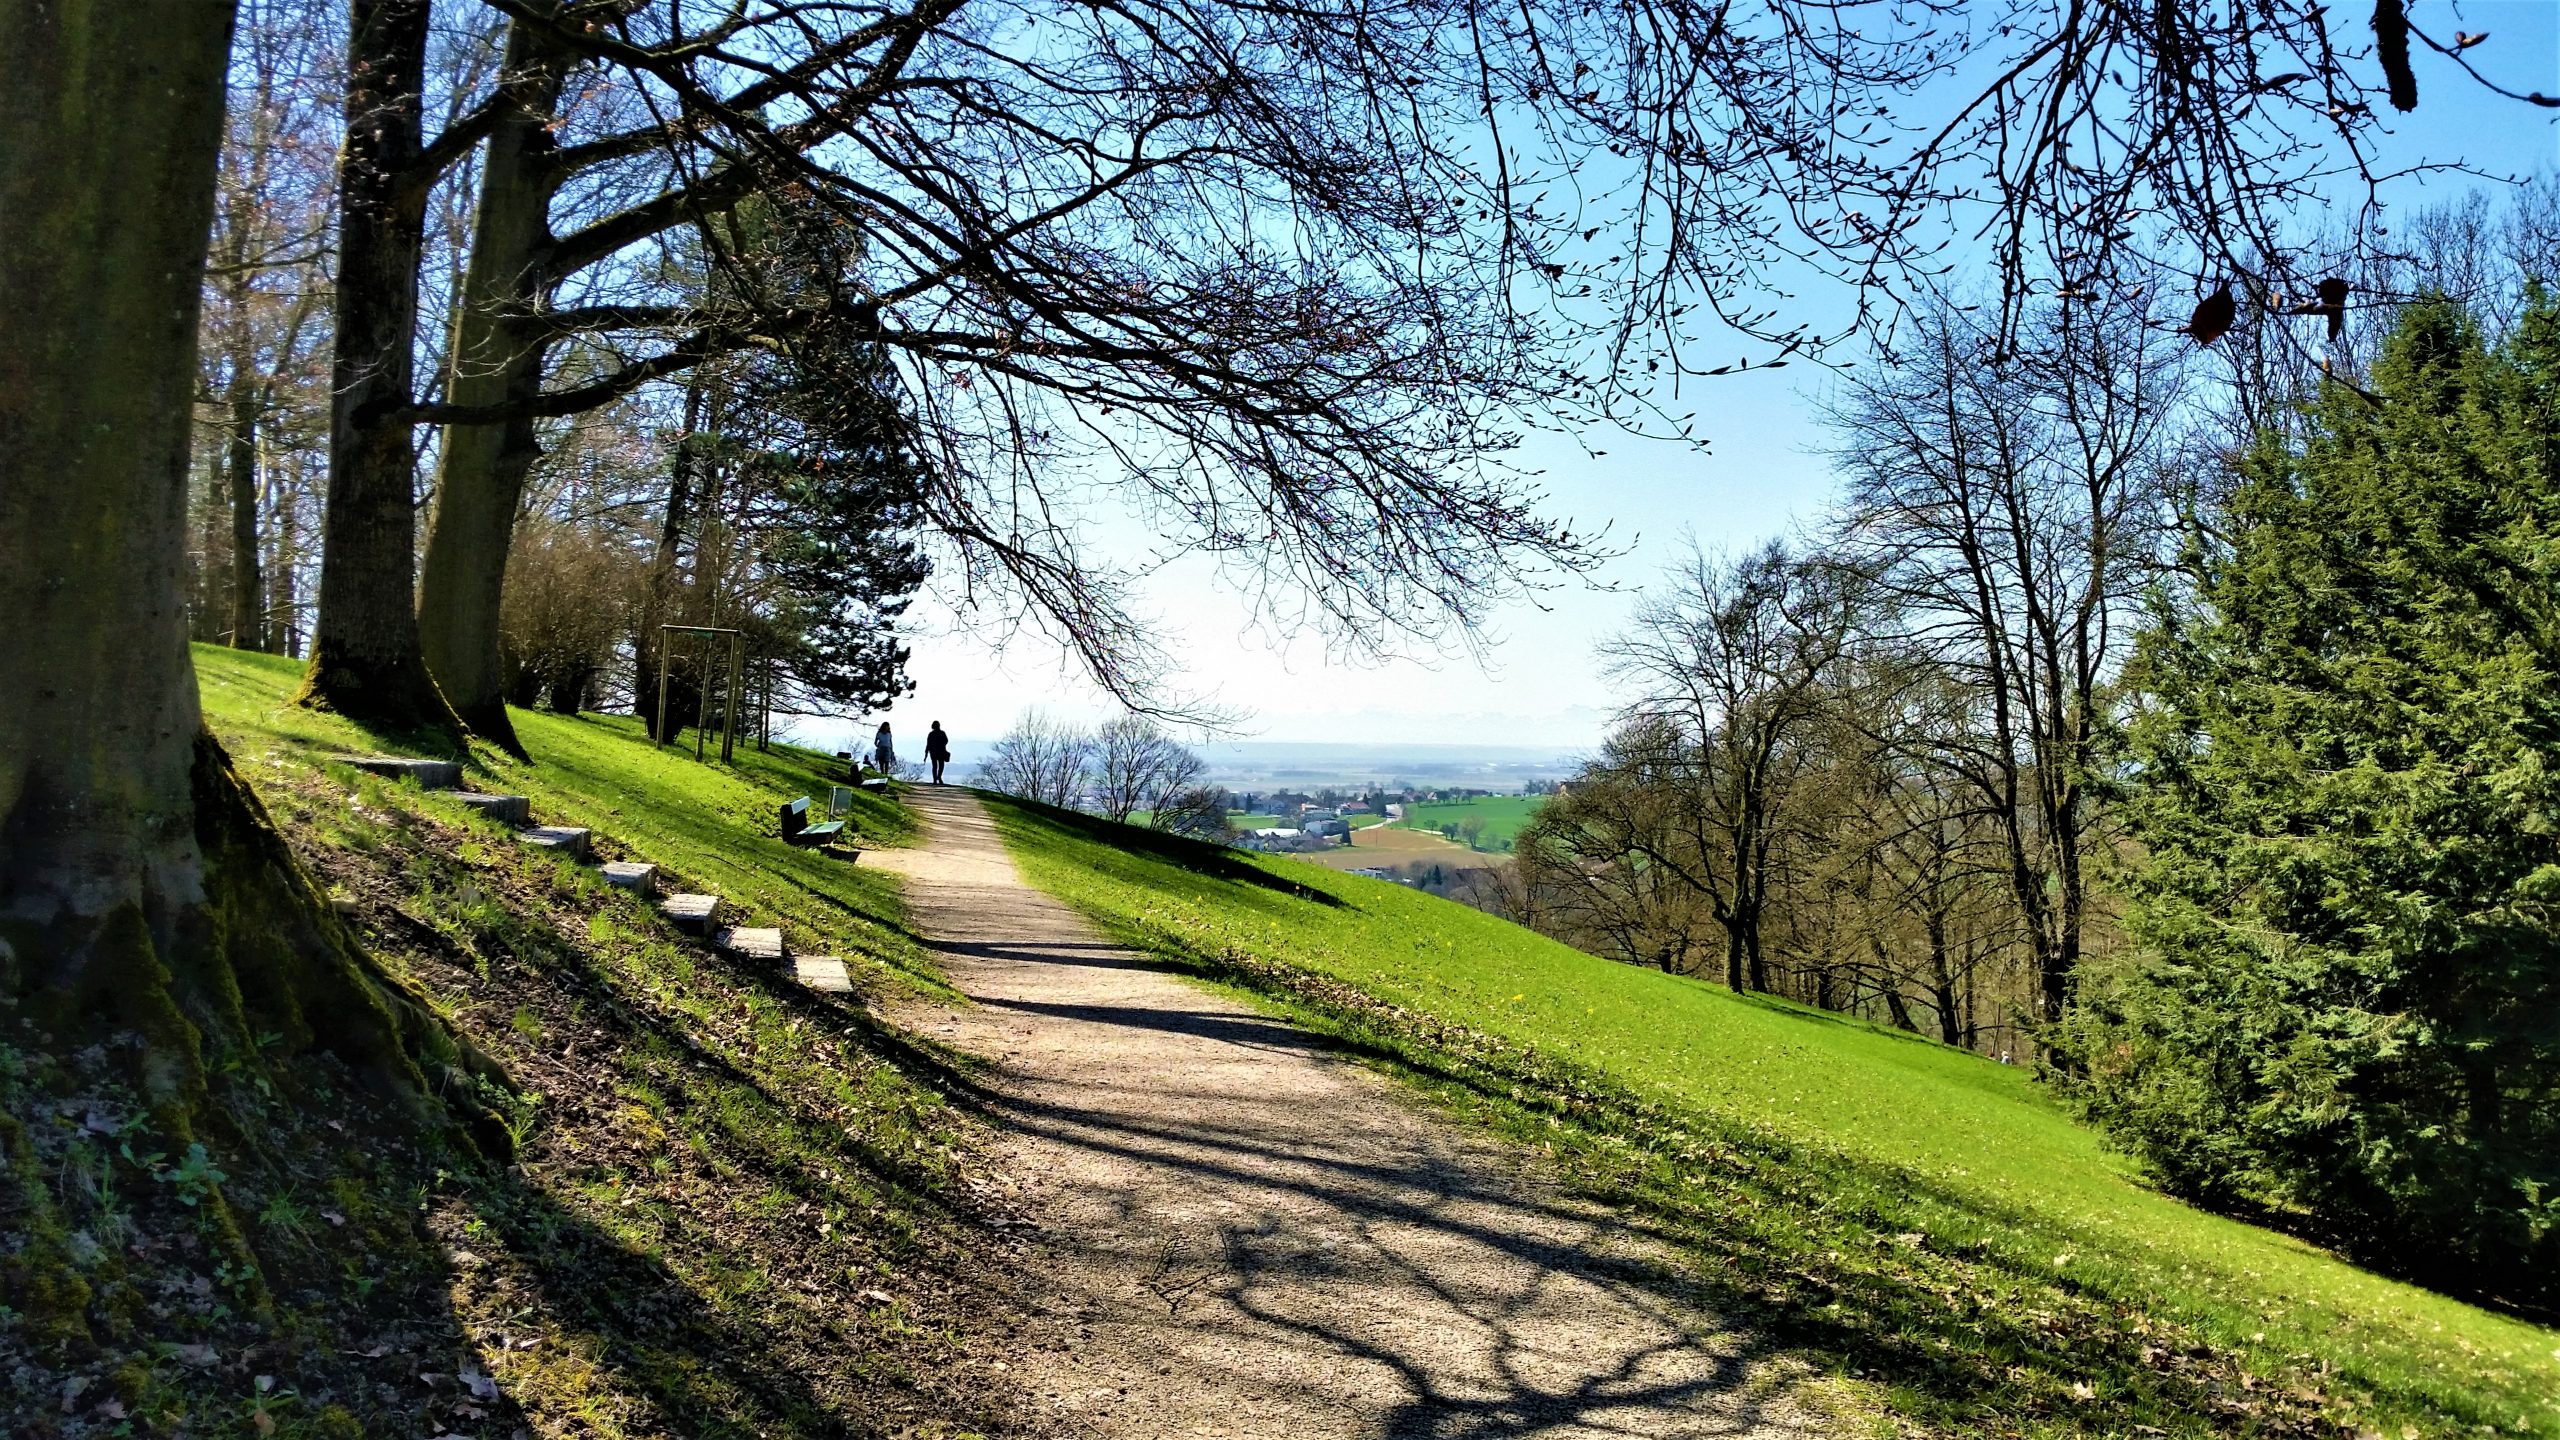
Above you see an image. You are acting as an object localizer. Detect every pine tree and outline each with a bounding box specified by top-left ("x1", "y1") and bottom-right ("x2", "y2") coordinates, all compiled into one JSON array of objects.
[{"x1": 2080, "y1": 298, "x2": 2560, "y2": 1305}]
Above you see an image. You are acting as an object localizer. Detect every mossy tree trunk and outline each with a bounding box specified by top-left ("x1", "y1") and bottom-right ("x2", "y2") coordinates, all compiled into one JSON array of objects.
[
  {"x1": 298, "y1": 0, "x2": 465, "y2": 745},
  {"x1": 418, "y1": 20, "x2": 575, "y2": 758},
  {"x1": 0, "y1": 0, "x2": 481, "y2": 1162}
]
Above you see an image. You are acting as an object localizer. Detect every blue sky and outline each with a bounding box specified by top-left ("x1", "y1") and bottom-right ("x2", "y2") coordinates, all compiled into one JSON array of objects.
[{"x1": 868, "y1": 7, "x2": 2560, "y2": 752}]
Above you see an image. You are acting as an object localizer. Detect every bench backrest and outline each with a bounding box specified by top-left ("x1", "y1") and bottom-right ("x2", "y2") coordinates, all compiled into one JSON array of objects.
[
  {"x1": 829, "y1": 786, "x2": 852, "y2": 817},
  {"x1": 781, "y1": 794, "x2": 813, "y2": 837}
]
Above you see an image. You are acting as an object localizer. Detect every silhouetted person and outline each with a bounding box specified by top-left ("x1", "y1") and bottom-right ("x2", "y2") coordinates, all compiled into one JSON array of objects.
[
  {"x1": 925, "y1": 721, "x2": 951, "y2": 785},
  {"x1": 873, "y1": 721, "x2": 895, "y2": 778}
]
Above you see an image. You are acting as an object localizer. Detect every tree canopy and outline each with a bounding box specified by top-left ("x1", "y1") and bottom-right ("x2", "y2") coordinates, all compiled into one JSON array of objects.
[{"x1": 2078, "y1": 296, "x2": 2560, "y2": 1304}]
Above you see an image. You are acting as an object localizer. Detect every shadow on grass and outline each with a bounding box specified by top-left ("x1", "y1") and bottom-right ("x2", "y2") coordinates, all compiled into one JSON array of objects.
[
  {"x1": 997, "y1": 793, "x2": 1348, "y2": 908},
  {"x1": 1039, "y1": 922, "x2": 2336, "y2": 1439},
  {"x1": 1730, "y1": 990, "x2": 1949, "y2": 1048},
  {"x1": 434, "y1": 918, "x2": 1000, "y2": 1438}
]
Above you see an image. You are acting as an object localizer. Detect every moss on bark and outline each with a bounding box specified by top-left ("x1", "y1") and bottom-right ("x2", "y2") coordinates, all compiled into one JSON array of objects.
[{"x1": 293, "y1": 644, "x2": 470, "y2": 751}]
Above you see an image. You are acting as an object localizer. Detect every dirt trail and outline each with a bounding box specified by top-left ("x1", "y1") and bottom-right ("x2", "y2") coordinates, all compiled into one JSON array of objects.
[{"x1": 871, "y1": 787, "x2": 1815, "y2": 1440}]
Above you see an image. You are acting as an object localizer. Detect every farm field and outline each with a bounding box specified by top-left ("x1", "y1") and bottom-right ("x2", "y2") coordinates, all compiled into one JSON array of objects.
[
  {"x1": 985, "y1": 795, "x2": 2560, "y2": 1440},
  {"x1": 1391, "y1": 793, "x2": 1544, "y2": 849},
  {"x1": 1292, "y1": 823, "x2": 1505, "y2": 870}
]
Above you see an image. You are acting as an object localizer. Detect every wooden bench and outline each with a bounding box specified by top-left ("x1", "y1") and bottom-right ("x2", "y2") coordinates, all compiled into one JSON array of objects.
[{"x1": 780, "y1": 795, "x2": 847, "y2": 847}]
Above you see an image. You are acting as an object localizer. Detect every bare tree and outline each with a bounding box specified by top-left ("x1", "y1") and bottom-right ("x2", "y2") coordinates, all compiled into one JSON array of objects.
[
  {"x1": 1517, "y1": 723, "x2": 1726, "y2": 977},
  {"x1": 1151, "y1": 784, "x2": 1233, "y2": 841},
  {"x1": 499, "y1": 515, "x2": 643, "y2": 712},
  {"x1": 1826, "y1": 293, "x2": 2180, "y2": 1029},
  {"x1": 350, "y1": 0, "x2": 2547, "y2": 738},
  {"x1": 194, "y1": 0, "x2": 337, "y2": 653},
  {"x1": 976, "y1": 710, "x2": 1094, "y2": 809},
  {"x1": 299, "y1": 0, "x2": 511, "y2": 736},
  {"x1": 1091, "y1": 716, "x2": 1207, "y2": 826},
  {"x1": 1596, "y1": 542, "x2": 1872, "y2": 991}
]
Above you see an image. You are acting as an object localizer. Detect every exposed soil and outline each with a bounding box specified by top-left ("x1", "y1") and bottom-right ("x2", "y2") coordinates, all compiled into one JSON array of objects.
[{"x1": 873, "y1": 788, "x2": 1820, "y2": 1440}]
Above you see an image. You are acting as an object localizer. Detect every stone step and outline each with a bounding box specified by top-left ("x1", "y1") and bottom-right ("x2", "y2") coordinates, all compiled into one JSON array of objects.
[
  {"x1": 601, "y1": 861, "x2": 658, "y2": 897},
  {"x1": 518, "y1": 825, "x2": 591, "y2": 860},
  {"x1": 333, "y1": 754, "x2": 462, "y2": 789},
  {"x1": 715, "y1": 926, "x2": 786, "y2": 962},
  {"x1": 660, "y1": 893, "x2": 722, "y2": 934},
  {"x1": 793, "y1": 956, "x2": 852, "y2": 994},
  {"x1": 448, "y1": 792, "x2": 530, "y2": 826}
]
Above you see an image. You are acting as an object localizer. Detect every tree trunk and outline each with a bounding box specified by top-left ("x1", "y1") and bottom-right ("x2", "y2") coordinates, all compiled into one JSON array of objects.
[
  {"x1": 546, "y1": 665, "x2": 591, "y2": 716},
  {"x1": 418, "y1": 20, "x2": 573, "y2": 755},
  {"x1": 1926, "y1": 926, "x2": 1964, "y2": 1045},
  {"x1": 299, "y1": 0, "x2": 463, "y2": 743},
  {"x1": 636, "y1": 382, "x2": 702, "y2": 738},
  {"x1": 0, "y1": 0, "x2": 474, "y2": 1158},
  {"x1": 225, "y1": 381, "x2": 264, "y2": 649},
  {"x1": 268, "y1": 457, "x2": 302, "y2": 656}
]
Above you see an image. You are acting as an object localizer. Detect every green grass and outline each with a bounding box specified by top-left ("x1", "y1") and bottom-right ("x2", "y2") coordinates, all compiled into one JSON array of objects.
[
  {"x1": 1391, "y1": 794, "x2": 1542, "y2": 849},
  {"x1": 979, "y1": 793, "x2": 2560, "y2": 1440},
  {"x1": 195, "y1": 645, "x2": 938, "y2": 996},
  {"x1": 0, "y1": 645, "x2": 1013, "y2": 1438}
]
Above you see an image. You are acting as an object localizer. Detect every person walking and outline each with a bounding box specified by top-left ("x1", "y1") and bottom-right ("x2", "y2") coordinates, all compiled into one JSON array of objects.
[
  {"x1": 925, "y1": 721, "x2": 951, "y2": 785},
  {"x1": 873, "y1": 721, "x2": 896, "y2": 778}
]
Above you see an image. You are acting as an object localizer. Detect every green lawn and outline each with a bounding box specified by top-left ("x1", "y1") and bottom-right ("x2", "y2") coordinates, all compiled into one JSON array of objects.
[
  {"x1": 980, "y1": 793, "x2": 2560, "y2": 1440},
  {"x1": 195, "y1": 645, "x2": 937, "y2": 994},
  {"x1": 54, "y1": 645, "x2": 1013, "y2": 1437},
  {"x1": 1392, "y1": 794, "x2": 1542, "y2": 849}
]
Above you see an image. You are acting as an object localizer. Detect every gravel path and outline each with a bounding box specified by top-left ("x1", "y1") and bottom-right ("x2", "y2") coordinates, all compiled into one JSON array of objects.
[{"x1": 871, "y1": 787, "x2": 1817, "y2": 1440}]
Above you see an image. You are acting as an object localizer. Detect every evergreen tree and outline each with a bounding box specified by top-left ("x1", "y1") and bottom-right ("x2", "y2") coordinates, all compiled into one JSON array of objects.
[
  {"x1": 744, "y1": 344, "x2": 931, "y2": 717},
  {"x1": 2080, "y1": 298, "x2": 2560, "y2": 1305}
]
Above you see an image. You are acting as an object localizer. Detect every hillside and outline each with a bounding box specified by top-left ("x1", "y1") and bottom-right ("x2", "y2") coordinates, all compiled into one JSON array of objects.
[
  {"x1": 981, "y1": 795, "x2": 2560, "y2": 1440},
  {"x1": 25, "y1": 646, "x2": 2551, "y2": 1439},
  {"x1": 1389, "y1": 794, "x2": 1543, "y2": 849},
  {"x1": 2, "y1": 645, "x2": 1017, "y2": 1439}
]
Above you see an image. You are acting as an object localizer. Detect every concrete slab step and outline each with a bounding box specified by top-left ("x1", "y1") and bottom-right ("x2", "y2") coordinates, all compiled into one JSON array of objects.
[
  {"x1": 601, "y1": 861, "x2": 658, "y2": 896},
  {"x1": 519, "y1": 825, "x2": 591, "y2": 860},
  {"x1": 449, "y1": 792, "x2": 530, "y2": 826},
  {"x1": 793, "y1": 956, "x2": 852, "y2": 994},
  {"x1": 333, "y1": 754, "x2": 462, "y2": 789},
  {"x1": 661, "y1": 893, "x2": 722, "y2": 934},
  {"x1": 715, "y1": 926, "x2": 786, "y2": 962}
]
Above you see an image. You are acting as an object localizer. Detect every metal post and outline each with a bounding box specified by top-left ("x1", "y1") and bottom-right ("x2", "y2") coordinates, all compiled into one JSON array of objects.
[
  {"x1": 654, "y1": 626, "x2": 673, "y2": 748},
  {"x1": 721, "y1": 631, "x2": 743, "y2": 763}
]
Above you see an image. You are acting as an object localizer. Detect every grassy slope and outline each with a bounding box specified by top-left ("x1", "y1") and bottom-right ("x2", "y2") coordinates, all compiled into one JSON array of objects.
[
  {"x1": 981, "y1": 794, "x2": 2560, "y2": 1440},
  {"x1": 0, "y1": 645, "x2": 1012, "y2": 1439},
  {"x1": 1391, "y1": 795, "x2": 1542, "y2": 848}
]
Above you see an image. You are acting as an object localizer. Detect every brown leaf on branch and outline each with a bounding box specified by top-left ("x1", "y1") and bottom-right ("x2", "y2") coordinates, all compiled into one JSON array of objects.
[{"x1": 2182, "y1": 282, "x2": 2236, "y2": 345}]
